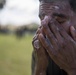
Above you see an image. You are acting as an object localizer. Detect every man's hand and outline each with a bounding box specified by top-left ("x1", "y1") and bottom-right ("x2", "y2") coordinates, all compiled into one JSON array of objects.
[
  {"x1": 38, "y1": 16, "x2": 76, "y2": 75},
  {"x1": 70, "y1": 26, "x2": 76, "y2": 41},
  {"x1": 32, "y1": 27, "x2": 48, "y2": 75}
]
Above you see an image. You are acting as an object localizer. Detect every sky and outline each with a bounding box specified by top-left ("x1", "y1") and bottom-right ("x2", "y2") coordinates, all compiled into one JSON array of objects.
[{"x1": 0, "y1": 0, "x2": 40, "y2": 26}]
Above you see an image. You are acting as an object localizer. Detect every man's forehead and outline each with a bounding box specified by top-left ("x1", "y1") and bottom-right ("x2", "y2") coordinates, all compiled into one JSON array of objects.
[
  {"x1": 39, "y1": 1, "x2": 70, "y2": 11},
  {"x1": 39, "y1": 0, "x2": 69, "y2": 2},
  {"x1": 39, "y1": 1, "x2": 72, "y2": 17},
  {"x1": 39, "y1": 0, "x2": 76, "y2": 11}
]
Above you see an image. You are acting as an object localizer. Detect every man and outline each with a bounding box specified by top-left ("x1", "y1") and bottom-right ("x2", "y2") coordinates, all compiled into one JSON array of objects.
[{"x1": 32, "y1": 0, "x2": 76, "y2": 75}]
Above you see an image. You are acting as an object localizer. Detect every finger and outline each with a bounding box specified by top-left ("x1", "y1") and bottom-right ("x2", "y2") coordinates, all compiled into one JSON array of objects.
[
  {"x1": 36, "y1": 26, "x2": 42, "y2": 34},
  {"x1": 70, "y1": 26, "x2": 76, "y2": 41},
  {"x1": 38, "y1": 33, "x2": 57, "y2": 56},
  {"x1": 54, "y1": 20, "x2": 73, "y2": 41},
  {"x1": 33, "y1": 26, "x2": 42, "y2": 44},
  {"x1": 33, "y1": 39, "x2": 45, "y2": 57},
  {"x1": 49, "y1": 22, "x2": 63, "y2": 45},
  {"x1": 41, "y1": 16, "x2": 58, "y2": 49},
  {"x1": 33, "y1": 40, "x2": 48, "y2": 75},
  {"x1": 38, "y1": 33, "x2": 66, "y2": 67},
  {"x1": 32, "y1": 34, "x2": 38, "y2": 45},
  {"x1": 33, "y1": 39, "x2": 41, "y2": 50},
  {"x1": 32, "y1": 26, "x2": 43, "y2": 44}
]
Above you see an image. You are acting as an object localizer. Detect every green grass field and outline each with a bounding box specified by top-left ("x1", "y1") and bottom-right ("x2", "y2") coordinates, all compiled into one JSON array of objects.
[{"x1": 0, "y1": 34, "x2": 33, "y2": 75}]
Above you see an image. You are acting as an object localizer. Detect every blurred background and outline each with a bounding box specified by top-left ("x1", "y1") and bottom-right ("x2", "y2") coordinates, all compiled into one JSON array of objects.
[{"x1": 0, "y1": 0, "x2": 40, "y2": 75}]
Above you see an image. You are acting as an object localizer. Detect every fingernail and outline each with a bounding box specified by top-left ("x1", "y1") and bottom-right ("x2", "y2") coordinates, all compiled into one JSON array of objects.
[
  {"x1": 34, "y1": 40, "x2": 40, "y2": 49},
  {"x1": 45, "y1": 16, "x2": 51, "y2": 23},
  {"x1": 45, "y1": 16, "x2": 48, "y2": 19},
  {"x1": 71, "y1": 26, "x2": 75, "y2": 31}
]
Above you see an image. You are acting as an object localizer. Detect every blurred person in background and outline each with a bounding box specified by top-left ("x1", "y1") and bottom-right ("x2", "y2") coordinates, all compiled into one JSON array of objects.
[
  {"x1": 0, "y1": 0, "x2": 5, "y2": 9},
  {"x1": 32, "y1": 0, "x2": 76, "y2": 75}
]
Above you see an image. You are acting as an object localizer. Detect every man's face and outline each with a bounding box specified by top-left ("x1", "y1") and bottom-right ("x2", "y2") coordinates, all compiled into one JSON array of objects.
[{"x1": 39, "y1": 1, "x2": 76, "y2": 33}]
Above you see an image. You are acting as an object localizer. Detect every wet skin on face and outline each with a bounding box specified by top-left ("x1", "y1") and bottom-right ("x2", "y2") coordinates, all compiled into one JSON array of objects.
[{"x1": 39, "y1": 1, "x2": 76, "y2": 34}]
